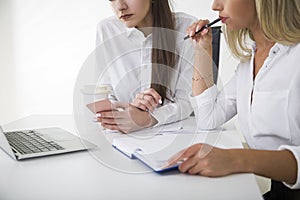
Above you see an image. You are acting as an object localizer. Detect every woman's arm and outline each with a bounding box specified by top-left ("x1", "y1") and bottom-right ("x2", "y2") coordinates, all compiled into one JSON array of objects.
[
  {"x1": 131, "y1": 42, "x2": 195, "y2": 126},
  {"x1": 187, "y1": 20, "x2": 215, "y2": 96},
  {"x1": 237, "y1": 148, "x2": 297, "y2": 184},
  {"x1": 166, "y1": 144, "x2": 297, "y2": 185},
  {"x1": 186, "y1": 20, "x2": 238, "y2": 129},
  {"x1": 131, "y1": 85, "x2": 193, "y2": 127},
  {"x1": 192, "y1": 33, "x2": 214, "y2": 96}
]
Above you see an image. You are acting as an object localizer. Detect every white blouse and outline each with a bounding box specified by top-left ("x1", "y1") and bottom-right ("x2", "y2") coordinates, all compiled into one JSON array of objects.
[
  {"x1": 96, "y1": 12, "x2": 197, "y2": 126},
  {"x1": 190, "y1": 42, "x2": 300, "y2": 189}
]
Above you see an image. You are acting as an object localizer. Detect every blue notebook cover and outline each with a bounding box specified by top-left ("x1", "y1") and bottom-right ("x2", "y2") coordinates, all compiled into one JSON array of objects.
[{"x1": 112, "y1": 143, "x2": 179, "y2": 173}]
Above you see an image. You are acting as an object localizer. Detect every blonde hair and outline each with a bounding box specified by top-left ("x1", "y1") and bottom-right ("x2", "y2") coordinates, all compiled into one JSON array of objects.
[{"x1": 224, "y1": 0, "x2": 300, "y2": 61}]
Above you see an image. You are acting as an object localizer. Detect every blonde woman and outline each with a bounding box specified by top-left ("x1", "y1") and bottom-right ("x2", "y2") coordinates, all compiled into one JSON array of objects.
[{"x1": 167, "y1": 0, "x2": 300, "y2": 199}]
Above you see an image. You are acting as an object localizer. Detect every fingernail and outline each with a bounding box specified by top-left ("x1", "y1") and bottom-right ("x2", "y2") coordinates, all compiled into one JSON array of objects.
[
  {"x1": 161, "y1": 161, "x2": 171, "y2": 169},
  {"x1": 117, "y1": 107, "x2": 125, "y2": 111},
  {"x1": 96, "y1": 113, "x2": 101, "y2": 117},
  {"x1": 158, "y1": 99, "x2": 162, "y2": 104},
  {"x1": 93, "y1": 117, "x2": 98, "y2": 122},
  {"x1": 196, "y1": 26, "x2": 200, "y2": 32},
  {"x1": 189, "y1": 31, "x2": 194, "y2": 37}
]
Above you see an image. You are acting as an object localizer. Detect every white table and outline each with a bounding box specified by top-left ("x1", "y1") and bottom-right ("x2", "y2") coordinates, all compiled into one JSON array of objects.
[{"x1": 0, "y1": 115, "x2": 263, "y2": 200}]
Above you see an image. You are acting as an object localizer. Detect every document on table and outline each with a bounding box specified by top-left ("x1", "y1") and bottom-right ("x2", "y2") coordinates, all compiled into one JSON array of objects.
[{"x1": 112, "y1": 130, "x2": 243, "y2": 172}]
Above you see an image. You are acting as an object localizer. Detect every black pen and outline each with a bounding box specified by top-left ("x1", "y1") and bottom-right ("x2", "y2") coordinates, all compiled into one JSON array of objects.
[{"x1": 184, "y1": 18, "x2": 221, "y2": 40}]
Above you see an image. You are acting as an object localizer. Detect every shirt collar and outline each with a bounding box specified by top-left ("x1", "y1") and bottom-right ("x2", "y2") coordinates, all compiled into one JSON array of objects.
[
  {"x1": 272, "y1": 43, "x2": 290, "y2": 54},
  {"x1": 126, "y1": 27, "x2": 137, "y2": 37},
  {"x1": 126, "y1": 27, "x2": 152, "y2": 40},
  {"x1": 252, "y1": 42, "x2": 291, "y2": 56}
]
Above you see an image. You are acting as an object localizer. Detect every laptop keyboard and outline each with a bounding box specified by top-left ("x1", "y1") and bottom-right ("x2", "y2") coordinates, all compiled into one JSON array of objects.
[{"x1": 6, "y1": 130, "x2": 64, "y2": 155}]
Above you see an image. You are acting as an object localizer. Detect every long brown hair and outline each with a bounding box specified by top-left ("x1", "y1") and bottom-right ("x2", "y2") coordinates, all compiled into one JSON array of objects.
[{"x1": 151, "y1": 0, "x2": 176, "y2": 103}]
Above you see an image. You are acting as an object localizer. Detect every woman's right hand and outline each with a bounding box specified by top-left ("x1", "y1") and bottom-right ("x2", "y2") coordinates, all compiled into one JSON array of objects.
[
  {"x1": 186, "y1": 19, "x2": 213, "y2": 50},
  {"x1": 131, "y1": 88, "x2": 162, "y2": 112}
]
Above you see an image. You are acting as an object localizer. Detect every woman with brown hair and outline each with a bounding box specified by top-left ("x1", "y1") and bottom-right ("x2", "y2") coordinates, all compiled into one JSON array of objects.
[{"x1": 95, "y1": 0, "x2": 196, "y2": 133}]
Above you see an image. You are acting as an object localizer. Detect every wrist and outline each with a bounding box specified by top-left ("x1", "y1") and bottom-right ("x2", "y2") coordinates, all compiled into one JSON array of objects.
[
  {"x1": 141, "y1": 113, "x2": 158, "y2": 128},
  {"x1": 148, "y1": 115, "x2": 158, "y2": 127},
  {"x1": 192, "y1": 73, "x2": 213, "y2": 81},
  {"x1": 230, "y1": 149, "x2": 253, "y2": 174},
  {"x1": 195, "y1": 44, "x2": 212, "y2": 54}
]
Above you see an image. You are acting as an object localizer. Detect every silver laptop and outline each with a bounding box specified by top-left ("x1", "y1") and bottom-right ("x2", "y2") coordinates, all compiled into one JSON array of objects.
[{"x1": 0, "y1": 126, "x2": 97, "y2": 160}]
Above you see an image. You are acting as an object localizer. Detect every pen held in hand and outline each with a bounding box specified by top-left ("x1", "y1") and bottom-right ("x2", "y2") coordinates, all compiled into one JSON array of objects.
[{"x1": 184, "y1": 18, "x2": 221, "y2": 40}]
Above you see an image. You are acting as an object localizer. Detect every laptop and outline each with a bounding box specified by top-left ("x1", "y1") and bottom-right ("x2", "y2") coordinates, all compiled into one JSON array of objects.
[{"x1": 0, "y1": 126, "x2": 97, "y2": 160}]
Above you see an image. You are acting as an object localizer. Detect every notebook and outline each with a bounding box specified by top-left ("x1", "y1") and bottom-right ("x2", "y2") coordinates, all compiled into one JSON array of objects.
[
  {"x1": 112, "y1": 134, "x2": 182, "y2": 172},
  {"x1": 112, "y1": 130, "x2": 243, "y2": 172},
  {"x1": 0, "y1": 126, "x2": 97, "y2": 160}
]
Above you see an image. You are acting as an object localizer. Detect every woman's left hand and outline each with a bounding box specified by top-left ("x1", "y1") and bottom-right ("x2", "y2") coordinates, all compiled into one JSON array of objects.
[
  {"x1": 96, "y1": 102, "x2": 158, "y2": 133},
  {"x1": 165, "y1": 143, "x2": 239, "y2": 177},
  {"x1": 131, "y1": 88, "x2": 162, "y2": 112}
]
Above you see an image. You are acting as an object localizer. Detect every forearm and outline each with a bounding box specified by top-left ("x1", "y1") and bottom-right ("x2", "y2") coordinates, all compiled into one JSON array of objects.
[
  {"x1": 192, "y1": 46, "x2": 214, "y2": 96},
  {"x1": 232, "y1": 149, "x2": 297, "y2": 184}
]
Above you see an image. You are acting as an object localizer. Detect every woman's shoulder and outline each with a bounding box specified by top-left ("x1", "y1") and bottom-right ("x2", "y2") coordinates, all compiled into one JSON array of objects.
[
  {"x1": 96, "y1": 16, "x2": 127, "y2": 43},
  {"x1": 96, "y1": 16, "x2": 126, "y2": 34},
  {"x1": 290, "y1": 42, "x2": 300, "y2": 52}
]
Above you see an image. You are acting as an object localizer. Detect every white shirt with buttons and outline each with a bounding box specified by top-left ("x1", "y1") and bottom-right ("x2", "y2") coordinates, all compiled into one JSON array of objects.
[
  {"x1": 96, "y1": 12, "x2": 197, "y2": 126},
  {"x1": 190, "y1": 42, "x2": 300, "y2": 189}
]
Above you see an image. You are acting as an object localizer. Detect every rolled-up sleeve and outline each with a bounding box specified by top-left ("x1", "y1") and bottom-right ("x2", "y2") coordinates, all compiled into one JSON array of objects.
[
  {"x1": 189, "y1": 85, "x2": 220, "y2": 129},
  {"x1": 278, "y1": 145, "x2": 300, "y2": 189},
  {"x1": 151, "y1": 53, "x2": 194, "y2": 127},
  {"x1": 188, "y1": 72, "x2": 238, "y2": 130}
]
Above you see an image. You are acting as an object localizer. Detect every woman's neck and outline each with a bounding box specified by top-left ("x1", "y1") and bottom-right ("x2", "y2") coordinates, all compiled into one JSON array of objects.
[
  {"x1": 251, "y1": 23, "x2": 275, "y2": 51},
  {"x1": 137, "y1": 27, "x2": 153, "y2": 37},
  {"x1": 251, "y1": 23, "x2": 275, "y2": 79},
  {"x1": 136, "y1": 10, "x2": 153, "y2": 37}
]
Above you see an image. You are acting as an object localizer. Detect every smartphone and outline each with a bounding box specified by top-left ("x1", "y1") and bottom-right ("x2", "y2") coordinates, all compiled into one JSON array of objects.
[{"x1": 86, "y1": 99, "x2": 114, "y2": 114}]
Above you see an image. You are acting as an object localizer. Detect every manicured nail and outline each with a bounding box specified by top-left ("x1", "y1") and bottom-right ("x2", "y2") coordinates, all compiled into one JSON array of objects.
[
  {"x1": 159, "y1": 99, "x2": 162, "y2": 104},
  {"x1": 190, "y1": 31, "x2": 194, "y2": 37},
  {"x1": 96, "y1": 113, "x2": 101, "y2": 117}
]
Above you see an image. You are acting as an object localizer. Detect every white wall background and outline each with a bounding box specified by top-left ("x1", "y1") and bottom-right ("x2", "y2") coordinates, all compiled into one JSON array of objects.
[{"x1": 0, "y1": 0, "x2": 238, "y2": 124}]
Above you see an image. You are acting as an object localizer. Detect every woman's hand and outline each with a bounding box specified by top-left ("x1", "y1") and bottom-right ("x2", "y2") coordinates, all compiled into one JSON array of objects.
[
  {"x1": 166, "y1": 143, "x2": 298, "y2": 184},
  {"x1": 96, "y1": 102, "x2": 158, "y2": 133},
  {"x1": 131, "y1": 88, "x2": 162, "y2": 112},
  {"x1": 186, "y1": 19, "x2": 212, "y2": 50},
  {"x1": 165, "y1": 143, "x2": 239, "y2": 177}
]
